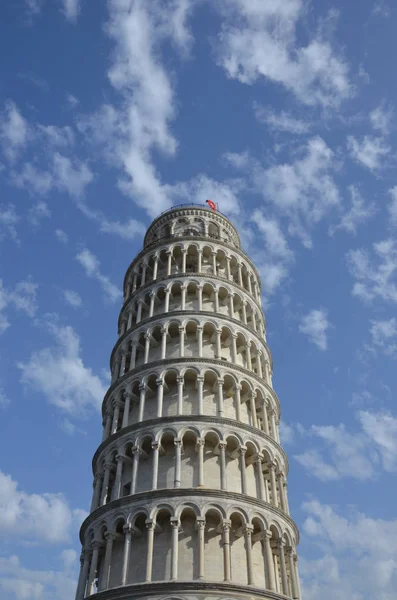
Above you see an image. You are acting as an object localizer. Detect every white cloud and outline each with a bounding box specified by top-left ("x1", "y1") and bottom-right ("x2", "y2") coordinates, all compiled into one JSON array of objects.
[
  {"x1": 10, "y1": 163, "x2": 53, "y2": 196},
  {"x1": 301, "y1": 500, "x2": 397, "y2": 600},
  {"x1": 299, "y1": 308, "x2": 330, "y2": 350},
  {"x1": 294, "y1": 409, "x2": 397, "y2": 480},
  {"x1": 369, "y1": 318, "x2": 397, "y2": 356},
  {"x1": 388, "y1": 186, "x2": 397, "y2": 225},
  {"x1": 0, "y1": 204, "x2": 19, "y2": 242},
  {"x1": 0, "y1": 102, "x2": 29, "y2": 162},
  {"x1": 36, "y1": 124, "x2": 75, "y2": 148},
  {"x1": 0, "y1": 388, "x2": 10, "y2": 409},
  {"x1": 0, "y1": 471, "x2": 84, "y2": 544},
  {"x1": 254, "y1": 104, "x2": 311, "y2": 134},
  {"x1": 0, "y1": 554, "x2": 77, "y2": 600},
  {"x1": 52, "y1": 153, "x2": 93, "y2": 197},
  {"x1": 28, "y1": 201, "x2": 51, "y2": 226},
  {"x1": 329, "y1": 185, "x2": 376, "y2": 235},
  {"x1": 249, "y1": 210, "x2": 294, "y2": 295},
  {"x1": 79, "y1": 1, "x2": 197, "y2": 218},
  {"x1": 347, "y1": 135, "x2": 389, "y2": 171},
  {"x1": 347, "y1": 239, "x2": 397, "y2": 303},
  {"x1": 55, "y1": 229, "x2": 68, "y2": 244},
  {"x1": 62, "y1": 290, "x2": 82, "y2": 308},
  {"x1": 76, "y1": 201, "x2": 146, "y2": 240},
  {"x1": 370, "y1": 104, "x2": 393, "y2": 135},
  {"x1": 18, "y1": 319, "x2": 106, "y2": 414},
  {"x1": 61, "y1": 0, "x2": 81, "y2": 22},
  {"x1": 359, "y1": 410, "x2": 397, "y2": 472},
  {"x1": 0, "y1": 277, "x2": 38, "y2": 333},
  {"x1": 66, "y1": 94, "x2": 79, "y2": 108},
  {"x1": 215, "y1": 1, "x2": 352, "y2": 108},
  {"x1": 261, "y1": 137, "x2": 340, "y2": 247},
  {"x1": 76, "y1": 248, "x2": 122, "y2": 303}
]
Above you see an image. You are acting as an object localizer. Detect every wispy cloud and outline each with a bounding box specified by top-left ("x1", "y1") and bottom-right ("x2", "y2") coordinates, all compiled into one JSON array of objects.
[
  {"x1": 215, "y1": 1, "x2": 352, "y2": 108},
  {"x1": 299, "y1": 308, "x2": 330, "y2": 350},
  {"x1": 329, "y1": 185, "x2": 376, "y2": 235},
  {"x1": 18, "y1": 318, "x2": 106, "y2": 415},
  {"x1": 347, "y1": 135, "x2": 390, "y2": 171},
  {"x1": 76, "y1": 248, "x2": 121, "y2": 303},
  {"x1": 347, "y1": 239, "x2": 397, "y2": 303},
  {"x1": 294, "y1": 409, "x2": 397, "y2": 480},
  {"x1": 62, "y1": 289, "x2": 82, "y2": 309},
  {"x1": 254, "y1": 104, "x2": 311, "y2": 134}
]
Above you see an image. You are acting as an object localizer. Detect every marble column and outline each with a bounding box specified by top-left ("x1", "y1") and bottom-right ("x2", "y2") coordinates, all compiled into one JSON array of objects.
[
  {"x1": 121, "y1": 526, "x2": 132, "y2": 585},
  {"x1": 145, "y1": 520, "x2": 155, "y2": 582},
  {"x1": 196, "y1": 517, "x2": 205, "y2": 579},
  {"x1": 222, "y1": 520, "x2": 231, "y2": 582},
  {"x1": 219, "y1": 441, "x2": 227, "y2": 490},
  {"x1": 197, "y1": 438, "x2": 204, "y2": 487},
  {"x1": 278, "y1": 539, "x2": 289, "y2": 596},
  {"x1": 151, "y1": 442, "x2": 159, "y2": 490},
  {"x1": 170, "y1": 518, "x2": 180, "y2": 580},
  {"x1": 239, "y1": 446, "x2": 247, "y2": 494},
  {"x1": 156, "y1": 379, "x2": 164, "y2": 418},
  {"x1": 99, "y1": 532, "x2": 115, "y2": 591},
  {"x1": 245, "y1": 525, "x2": 254, "y2": 585},
  {"x1": 174, "y1": 439, "x2": 182, "y2": 488},
  {"x1": 197, "y1": 376, "x2": 204, "y2": 414},
  {"x1": 264, "y1": 531, "x2": 276, "y2": 591}
]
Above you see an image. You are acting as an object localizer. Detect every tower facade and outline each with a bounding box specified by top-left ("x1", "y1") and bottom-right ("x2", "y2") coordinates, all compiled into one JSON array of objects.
[{"x1": 76, "y1": 205, "x2": 301, "y2": 600}]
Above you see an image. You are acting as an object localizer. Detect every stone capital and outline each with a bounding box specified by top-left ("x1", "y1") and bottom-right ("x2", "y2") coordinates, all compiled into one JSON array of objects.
[
  {"x1": 170, "y1": 517, "x2": 180, "y2": 529},
  {"x1": 221, "y1": 519, "x2": 231, "y2": 532},
  {"x1": 195, "y1": 517, "x2": 206, "y2": 530}
]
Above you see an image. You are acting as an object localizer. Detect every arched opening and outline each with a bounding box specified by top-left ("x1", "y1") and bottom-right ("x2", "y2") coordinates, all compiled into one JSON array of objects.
[
  {"x1": 128, "y1": 513, "x2": 148, "y2": 584},
  {"x1": 178, "y1": 508, "x2": 198, "y2": 580},
  {"x1": 225, "y1": 435, "x2": 241, "y2": 493},
  {"x1": 186, "y1": 245, "x2": 199, "y2": 273},
  {"x1": 204, "y1": 508, "x2": 223, "y2": 581},
  {"x1": 222, "y1": 374, "x2": 236, "y2": 420},
  {"x1": 203, "y1": 432, "x2": 221, "y2": 490},
  {"x1": 158, "y1": 433, "x2": 175, "y2": 489},
  {"x1": 152, "y1": 509, "x2": 172, "y2": 581},
  {"x1": 184, "y1": 321, "x2": 198, "y2": 358},
  {"x1": 163, "y1": 370, "x2": 178, "y2": 417},
  {"x1": 245, "y1": 442, "x2": 258, "y2": 498},
  {"x1": 202, "y1": 282, "x2": 215, "y2": 312},
  {"x1": 135, "y1": 436, "x2": 154, "y2": 494},
  {"x1": 108, "y1": 518, "x2": 125, "y2": 588},
  {"x1": 202, "y1": 370, "x2": 217, "y2": 417},
  {"x1": 230, "y1": 512, "x2": 247, "y2": 585},
  {"x1": 183, "y1": 368, "x2": 198, "y2": 415},
  {"x1": 180, "y1": 431, "x2": 199, "y2": 488},
  {"x1": 251, "y1": 517, "x2": 266, "y2": 588}
]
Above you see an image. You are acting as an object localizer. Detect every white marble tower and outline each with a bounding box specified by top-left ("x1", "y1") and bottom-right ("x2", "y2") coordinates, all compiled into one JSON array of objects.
[{"x1": 75, "y1": 204, "x2": 302, "y2": 600}]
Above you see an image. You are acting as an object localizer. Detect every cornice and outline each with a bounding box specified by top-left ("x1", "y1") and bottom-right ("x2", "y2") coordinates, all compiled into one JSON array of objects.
[
  {"x1": 91, "y1": 414, "x2": 289, "y2": 473},
  {"x1": 79, "y1": 487, "x2": 299, "y2": 544},
  {"x1": 85, "y1": 580, "x2": 290, "y2": 600}
]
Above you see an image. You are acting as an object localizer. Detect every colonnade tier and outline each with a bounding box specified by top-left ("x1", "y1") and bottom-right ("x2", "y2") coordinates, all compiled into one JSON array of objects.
[
  {"x1": 111, "y1": 315, "x2": 272, "y2": 387},
  {"x1": 143, "y1": 205, "x2": 242, "y2": 249},
  {"x1": 89, "y1": 423, "x2": 290, "y2": 514},
  {"x1": 76, "y1": 206, "x2": 301, "y2": 600},
  {"x1": 101, "y1": 366, "x2": 280, "y2": 442},
  {"x1": 118, "y1": 277, "x2": 266, "y2": 340},
  {"x1": 78, "y1": 492, "x2": 300, "y2": 599},
  {"x1": 122, "y1": 238, "x2": 262, "y2": 305}
]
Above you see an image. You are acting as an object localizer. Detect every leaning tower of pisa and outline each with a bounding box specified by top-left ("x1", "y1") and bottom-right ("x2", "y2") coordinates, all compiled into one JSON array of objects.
[{"x1": 75, "y1": 204, "x2": 302, "y2": 600}]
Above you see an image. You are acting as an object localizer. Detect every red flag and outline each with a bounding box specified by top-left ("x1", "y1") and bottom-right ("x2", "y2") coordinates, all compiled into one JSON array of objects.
[{"x1": 206, "y1": 199, "x2": 216, "y2": 211}]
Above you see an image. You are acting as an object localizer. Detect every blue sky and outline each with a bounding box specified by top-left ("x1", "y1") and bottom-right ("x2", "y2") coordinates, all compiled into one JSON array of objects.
[{"x1": 0, "y1": 1, "x2": 397, "y2": 598}]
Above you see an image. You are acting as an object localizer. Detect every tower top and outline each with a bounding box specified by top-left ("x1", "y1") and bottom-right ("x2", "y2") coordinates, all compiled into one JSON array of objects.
[{"x1": 143, "y1": 203, "x2": 241, "y2": 249}]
